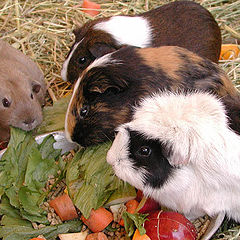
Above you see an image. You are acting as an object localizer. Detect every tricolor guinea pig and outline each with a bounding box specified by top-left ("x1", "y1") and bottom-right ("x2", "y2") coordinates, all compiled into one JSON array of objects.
[
  {"x1": 61, "y1": 1, "x2": 221, "y2": 83},
  {"x1": 106, "y1": 91, "x2": 240, "y2": 228},
  {"x1": 0, "y1": 40, "x2": 46, "y2": 141},
  {"x1": 65, "y1": 46, "x2": 240, "y2": 146}
]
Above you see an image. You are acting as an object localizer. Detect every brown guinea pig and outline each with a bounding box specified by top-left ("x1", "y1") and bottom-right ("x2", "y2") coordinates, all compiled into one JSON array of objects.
[
  {"x1": 61, "y1": 1, "x2": 221, "y2": 84},
  {"x1": 65, "y1": 46, "x2": 240, "y2": 147},
  {"x1": 0, "y1": 40, "x2": 46, "y2": 141}
]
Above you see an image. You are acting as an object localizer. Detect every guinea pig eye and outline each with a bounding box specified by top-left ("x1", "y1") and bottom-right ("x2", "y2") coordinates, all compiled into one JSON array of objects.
[
  {"x1": 32, "y1": 84, "x2": 41, "y2": 94},
  {"x1": 2, "y1": 98, "x2": 11, "y2": 108},
  {"x1": 79, "y1": 57, "x2": 86, "y2": 65},
  {"x1": 30, "y1": 93, "x2": 34, "y2": 99},
  {"x1": 138, "y1": 146, "x2": 152, "y2": 157},
  {"x1": 79, "y1": 105, "x2": 89, "y2": 119}
]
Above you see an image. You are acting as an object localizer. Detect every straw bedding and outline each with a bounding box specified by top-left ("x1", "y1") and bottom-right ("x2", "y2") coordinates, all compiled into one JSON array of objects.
[{"x1": 0, "y1": 0, "x2": 240, "y2": 239}]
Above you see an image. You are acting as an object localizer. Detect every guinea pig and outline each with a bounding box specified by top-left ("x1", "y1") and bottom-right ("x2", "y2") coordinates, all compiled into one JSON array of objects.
[
  {"x1": 61, "y1": 1, "x2": 221, "y2": 84},
  {"x1": 65, "y1": 45, "x2": 240, "y2": 147},
  {"x1": 0, "y1": 40, "x2": 46, "y2": 141},
  {"x1": 106, "y1": 91, "x2": 240, "y2": 230}
]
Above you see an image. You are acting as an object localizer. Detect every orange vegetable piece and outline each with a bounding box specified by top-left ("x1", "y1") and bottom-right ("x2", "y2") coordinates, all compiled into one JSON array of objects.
[
  {"x1": 29, "y1": 238, "x2": 45, "y2": 240},
  {"x1": 132, "y1": 229, "x2": 151, "y2": 240},
  {"x1": 49, "y1": 194, "x2": 78, "y2": 221},
  {"x1": 81, "y1": 207, "x2": 113, "y2": 232},
  {"x1": 81, "y1": 0, "x2": 101, "y2": 16},
  {"x1": 220, "y1": 44, "x2": 240, "y2": 60},
  {"x1": 86, "y1": 232, "x2": 108, "y2": 240},
  {"x1": 119, "y1": 199, "x2": 139, "y2": 226}
]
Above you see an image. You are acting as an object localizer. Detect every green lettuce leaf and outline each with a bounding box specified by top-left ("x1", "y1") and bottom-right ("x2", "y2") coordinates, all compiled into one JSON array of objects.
[
  {"x1": 66, "y1": 142, "x2": 136, "y2": 218},
  {"x1": 37, "y1": 95, "x2": 71, "y2": 135},
  {"x1": 0, "y1": 219, "x2": 82, "y2": 240},
  {"x1": 122, "y1": 212, "x2": 148, "y2": 237},
  {"x1": 0, "y1": 128, "x2": 63, "y2": 224}
]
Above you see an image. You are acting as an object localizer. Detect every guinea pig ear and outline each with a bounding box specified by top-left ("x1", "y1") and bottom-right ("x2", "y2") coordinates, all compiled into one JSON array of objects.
[
  {"x1": 89, "y1": 83, "x2": 122, "y2": 94},
  {"x1": 32, "y1": 82, "x2": 41, "y2": 94},
  {"x1": 167, "y1": 137, "x2": 192, "y2": 167},
  {"x1": 89, "y1": 43, "x2": 117, "y2": 58}
]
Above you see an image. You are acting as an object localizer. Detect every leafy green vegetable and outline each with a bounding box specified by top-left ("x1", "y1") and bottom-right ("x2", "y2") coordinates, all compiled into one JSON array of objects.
[
  {"x1": 0, "y1": 219, "x2": 82, "y2": 240},
  {"x1": 122, "y1": 212, "x2": 148, "y2": 237},
  {"x1": 37, "y1": 95, "x2": 71, "y2": 134},
  {"x1": 0, "y1": 127, "x2": 71, "y2": 239},
  {"x1": 66, "y1": 142, "x2": 136, "y2": 218}
]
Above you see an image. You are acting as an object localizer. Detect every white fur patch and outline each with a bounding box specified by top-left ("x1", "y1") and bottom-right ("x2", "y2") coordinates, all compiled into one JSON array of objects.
[
  {"x1": 107, "y1": 91, "x2": 240, "y2": 223},
  {"x1": 85, "y1": 53, "x2": 118, "y2": 72},
  {"x1": 94, "y1": 16, "x2": 152, "y2": 48},
  {"x1": 61, "y1": 40, "x2": 82, "y2": 81}
]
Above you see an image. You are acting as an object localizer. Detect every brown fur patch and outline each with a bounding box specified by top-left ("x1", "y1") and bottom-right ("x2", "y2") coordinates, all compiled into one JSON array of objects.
[{"x1": 137, "y1": 47, "x2": 184, "y2": 81}]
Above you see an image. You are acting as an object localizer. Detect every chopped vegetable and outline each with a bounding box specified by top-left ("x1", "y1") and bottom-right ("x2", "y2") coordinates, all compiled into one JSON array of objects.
[
  {"x1": 109, "y1": 203, "x2": 126, "y2": 222},
  {"x1": 81, "y1": 207, "x2": 113, "y2": 233},
  {"x1": 104, "y1": 182, "x2": 136, "y2": 207},
  {"x1": 81, "y1": 0, "x2": 101, "y2": 16},
  {"x1": 219, "y1": 44, "x2": 240, "y2": 60},
  {"x1": 58, "y1": 231, "x2": 88, "y2": 240},
  {"x1": 37, "y1": 95, "x2": 71, "y2": 135},
  {"x1": 144, "y1": 211, "x2": 197, "y2": 240},
  {"x1": 132, "y1": 229, "x2": 151, "y2": 240},
  {"x1": 86, "y1": 232, "x2": 108, "y2": 240},
  {"x1": 122, "y1": 212, "x2": 148, "y2": 237},
  {"x1": 49, "y1": 194, "x2": 78, "y2": 221},
  {"x1": 119, "y1": 200, "x2": 139, "y2": 226},
  {"x1": 29, "y1": 238, "x2": 45, "y2": 240},
  {"x1": 66, "y1": 142, "x2": 136, "y2": 218}
]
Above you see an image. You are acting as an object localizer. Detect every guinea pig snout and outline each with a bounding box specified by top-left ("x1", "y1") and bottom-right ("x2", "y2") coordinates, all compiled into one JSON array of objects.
[{"x1": 21, "y1": 118, "x2": 39, "y2": 131}]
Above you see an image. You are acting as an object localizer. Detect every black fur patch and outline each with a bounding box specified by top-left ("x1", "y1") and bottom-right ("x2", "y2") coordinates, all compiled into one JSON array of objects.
[{"x1": 128, "y1": 130, "x2": 174, "y2": 188}]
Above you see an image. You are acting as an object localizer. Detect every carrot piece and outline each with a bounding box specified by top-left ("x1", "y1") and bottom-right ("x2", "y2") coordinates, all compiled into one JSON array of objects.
[
  {"x1": 119, "y1": 199, "x2": 139, "y2": 226},
  {"x1": 29, "y1": 238, "x2": 45, "y2": 240},
  {"x1": 132, "y1": 229, "x2": 151, "y2": 240},
  {"x1": 86, "y1": 232, "x2": 108, "y2": 240},
  {"x1": 81, "y1": 0, "x2": 101, "y2": 16},
  {"x1": 81, "y1": 207, "x2": 113, "y2": 232},
  {"x1": 49, "y1": 194, "x2": 78, "y2": 221},
  {"x1": 220, "y1": 44, "x2": 240, "y2": 60}
]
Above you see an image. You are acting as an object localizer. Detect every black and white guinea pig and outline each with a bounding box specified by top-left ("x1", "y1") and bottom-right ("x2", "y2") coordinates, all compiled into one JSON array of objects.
[
  {"x1": 106, "y1": 91, "x2": 240, "y2": 227},
  {"x1": 61, "y1": 1, "x2": 221, "y2": 83},
  {"x1": 65, "y1": 46, "x2": 240, "y2": 147}
]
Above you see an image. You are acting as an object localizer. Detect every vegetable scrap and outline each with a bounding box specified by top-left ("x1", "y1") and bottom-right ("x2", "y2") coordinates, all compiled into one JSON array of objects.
[
  {"x1": 81, "y1": 207, "x2": 113, "y2": 233},
  {"x1": 220, "y1": 44, "x2": 240, "y2": 60},
  {"x1": 81, "y1": 0, "x2": 101, "y2": 16},
  {"x1": 86, "y1": 232, "x2": 108, "y2": 240},
  {"x1": 132, "y1": 229, "x2": 150, "y2": 240},
  {"x1": 49, "y1": 194, "x2": 78, "y2": 222}
]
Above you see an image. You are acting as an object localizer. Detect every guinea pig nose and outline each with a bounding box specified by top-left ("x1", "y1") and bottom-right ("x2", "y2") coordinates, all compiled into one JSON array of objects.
[
  {"x1": 23, "y1": 118, "x2": 35, "y2": 125},
  {"x1": 79, "y1": 106, "x2": 89, "y2": 119}
]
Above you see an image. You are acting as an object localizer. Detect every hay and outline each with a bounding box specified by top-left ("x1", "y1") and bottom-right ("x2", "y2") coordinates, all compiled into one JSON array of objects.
[
  {"x1": 0, "y1": 0, "x2": 239, "y2": 103},
  {"x1": 0, "y1": 0, "x2": 240, "y2": 239}
]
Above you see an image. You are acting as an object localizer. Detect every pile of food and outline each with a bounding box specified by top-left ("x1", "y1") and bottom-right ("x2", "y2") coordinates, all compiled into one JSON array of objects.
[{"x1": 0, "y1": 127, "x2": 210, "y2": 240}]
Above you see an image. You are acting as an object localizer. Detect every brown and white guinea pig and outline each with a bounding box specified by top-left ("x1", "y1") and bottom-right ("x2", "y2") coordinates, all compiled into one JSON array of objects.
[
  {"x1": 61, "y1": 1, "x2": 221, "y2": 84},
  {"x1": 106, "y1": 91, "x2": 240, "y2": 227},
  {"x1": 0, "y1": 40, "x2": 46, "y2": 141},
  {"x1": 65, "y1": 45, "x2": 240, "y2": 147}
]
